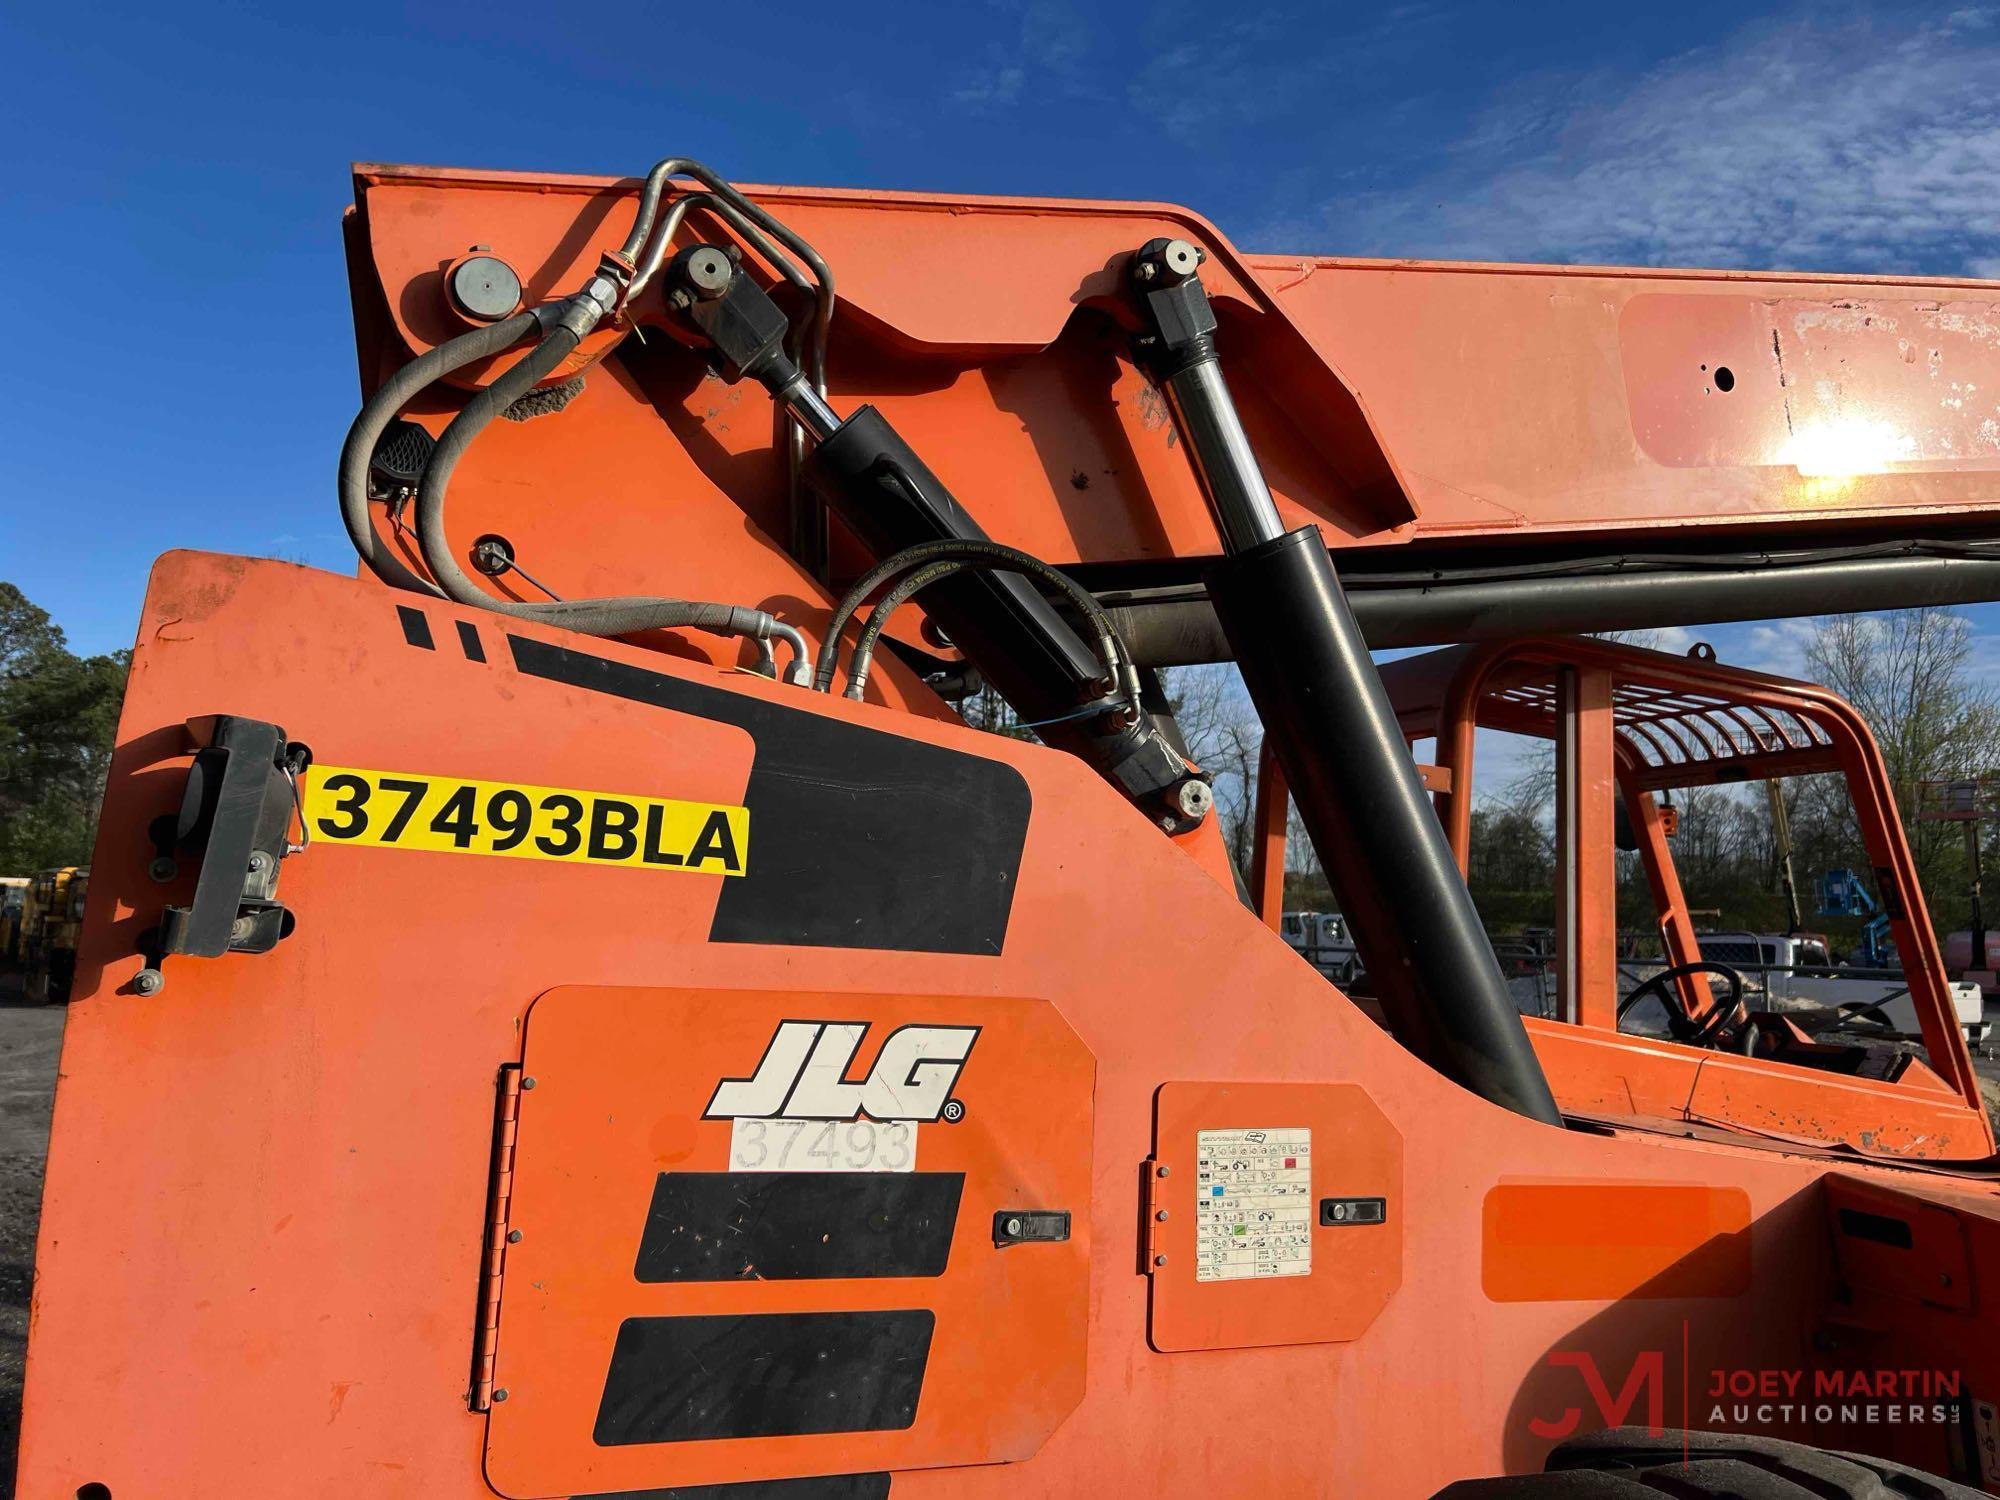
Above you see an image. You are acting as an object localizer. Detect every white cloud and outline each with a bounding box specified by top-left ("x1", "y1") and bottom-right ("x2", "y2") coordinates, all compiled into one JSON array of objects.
[
  {"x1": 1126, "y1": 3, "x2": 1444, "y2": 144},
  {"x1": 1271, "y1": 7, "x2": 2000, "y2": 276},
  {"x1": 947, "y1": 0, "x2": 1097, "y2": 114},
  {"x1": 952, "y1": 66, "x2": 1026, "y2": 110}
]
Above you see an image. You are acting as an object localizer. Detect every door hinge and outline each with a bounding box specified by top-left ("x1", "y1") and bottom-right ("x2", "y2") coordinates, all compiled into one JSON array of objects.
[
  {"x1": 1144, "y1": 1157, "x2": 1168, "y2": 1273},
  {"x1": 469, "y1": 1063, "x2": 524, "y2": 1412}
]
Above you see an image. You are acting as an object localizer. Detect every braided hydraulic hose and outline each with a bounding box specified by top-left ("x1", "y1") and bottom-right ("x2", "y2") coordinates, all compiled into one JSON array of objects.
[
  {"x1": 337, "y1": 308, "x2": 548, "y2": 596},
  {"x1": 817, "y1": 539, "x2": 1136, "y2": 717},
  {"x1": 407, "y1": 319, "x2": 807, "y2": 674}
]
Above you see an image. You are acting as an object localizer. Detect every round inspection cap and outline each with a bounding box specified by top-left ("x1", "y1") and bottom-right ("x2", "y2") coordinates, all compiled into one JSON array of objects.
[{"x1": 450, "y1": 255, "x2": 523, "y2": 321}]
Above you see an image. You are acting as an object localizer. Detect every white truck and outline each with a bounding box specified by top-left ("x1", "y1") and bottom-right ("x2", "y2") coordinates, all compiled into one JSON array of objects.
[
  {"x1": 1693, "y1": 931, "x2": 1987, "y2": 1049},
  {"x1": 1278, "y1": 910, "x2": 1360, "y2": 985}
]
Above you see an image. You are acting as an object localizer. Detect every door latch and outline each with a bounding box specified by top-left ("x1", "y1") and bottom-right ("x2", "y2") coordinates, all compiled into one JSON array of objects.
[{"x1": 138, "y1": 715, "x2": 311, "y2": 993}]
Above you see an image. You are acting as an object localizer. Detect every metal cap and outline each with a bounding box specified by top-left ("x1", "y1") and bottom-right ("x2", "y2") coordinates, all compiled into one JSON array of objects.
[{"x1": 449, "y1": 255, "x2": 523, "y2": 321}]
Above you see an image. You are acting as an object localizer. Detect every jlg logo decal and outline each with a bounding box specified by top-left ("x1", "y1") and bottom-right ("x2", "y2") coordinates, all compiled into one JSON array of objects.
[{"x1": 704, "y1": 1021, "x2": 978, "y2": 1123}]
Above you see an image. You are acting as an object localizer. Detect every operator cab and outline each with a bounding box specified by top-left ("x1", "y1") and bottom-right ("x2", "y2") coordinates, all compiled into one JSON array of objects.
[{"x1": 1349, "y1": 635, "x2": 1990, "y2": 1158}]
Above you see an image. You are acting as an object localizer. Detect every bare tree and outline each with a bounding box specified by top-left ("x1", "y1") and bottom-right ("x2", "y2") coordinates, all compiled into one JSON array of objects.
[
  {"x1": 1805, "y1": 609, "x2": 2000, "y2": 902},
  {"x1": 1158, "y1": 664, "x2": 1266, "y2": 871}
]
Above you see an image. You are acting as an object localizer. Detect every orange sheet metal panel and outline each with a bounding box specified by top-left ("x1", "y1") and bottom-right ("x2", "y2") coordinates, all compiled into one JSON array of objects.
[
  {"x1": 1525, "y1": 1018, "x2": 1992, "y2": 1159},
  {"x1": 1482, "y1": 1181, "x2": 1753, "y2": 1302},
  {"x1": 485, "y1": 985, "x2": 1095, "y2": 1496},
  {"x1": 1825, "y1": 1175, "x2": 1973, "y2": 1316},
  {"x1": 1148, "y1": 1082, "x2": 1402, "y2": 1352},
  {"x1": 1255, "y1": 254, "x2": 2000, "y2": 543}
]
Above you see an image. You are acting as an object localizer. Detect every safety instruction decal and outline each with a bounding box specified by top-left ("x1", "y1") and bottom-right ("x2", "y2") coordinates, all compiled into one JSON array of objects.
[
  {"x1": 1195, "y1": 1127, "x2": 1312, "y2": 1282},
  {"x1": 303, "y1": 765, "x2": 747, "y2": 875}
]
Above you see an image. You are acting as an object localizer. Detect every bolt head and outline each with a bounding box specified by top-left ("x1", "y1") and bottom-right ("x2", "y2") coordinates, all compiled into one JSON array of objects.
[
  {"x1": 507, "y1": 1229, "x2": 523, "y2": 1244},
  {"x1": 1155, "y1": 1164, "x2": 1170, "y2": 1178},
  {"x1": 1153, "y1": 1253, "x2": 1169, "y2": 1267},
  {"x1": 520, "y1": 1076, "x2": 536, "y2": 1091},
  {"x1": 132, "y1": 968, "x2": 165, "y2": 997},
  {"x1": 492, "y1": 1388, "x2": 509, "y2": 1403},
  {"x1": 147, "y1": 857, "x2": 177, "y2": 883},
  {"x1": 1005, "y1": 1217, "x2": 1023, "y2": 1237},
  {"x1": 1155, "y1": 1209, "x2": 1169, "y2": 1222},
  {"x1": 1174, "y1": 779, "x2": 1214, "y2": 822}
]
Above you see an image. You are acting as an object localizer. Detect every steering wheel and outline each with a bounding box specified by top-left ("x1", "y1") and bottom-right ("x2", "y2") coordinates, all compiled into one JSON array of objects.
[{"x1": 1618, "y1": 961, "x2": 1754, "y2": 1052}]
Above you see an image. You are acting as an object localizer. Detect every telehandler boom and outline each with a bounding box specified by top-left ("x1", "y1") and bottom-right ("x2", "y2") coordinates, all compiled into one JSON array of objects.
[{"x1": 18, "y1": 159, "x2": 2000, "y2": 1498}]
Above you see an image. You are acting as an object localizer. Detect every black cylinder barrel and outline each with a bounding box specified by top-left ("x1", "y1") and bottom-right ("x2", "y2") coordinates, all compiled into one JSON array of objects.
[
  {"x1": 804, "y1": 406, "x2": 1187, "y2": 802},
  {"x1": 1207, "y1": 525, "x2": 1563, "y2": 1125},
  {"x1": 804, "y1": 405, "x2": 1108, "y2": 707}
]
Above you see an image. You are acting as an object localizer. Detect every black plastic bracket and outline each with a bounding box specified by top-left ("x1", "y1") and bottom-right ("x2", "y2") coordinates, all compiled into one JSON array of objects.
[
  {"x1": 993, "y1": 1209, "x2": 1071, "y2": 1247},
  {"x1": 152, "y1": 715, "x2": 309, "y2": 962}
]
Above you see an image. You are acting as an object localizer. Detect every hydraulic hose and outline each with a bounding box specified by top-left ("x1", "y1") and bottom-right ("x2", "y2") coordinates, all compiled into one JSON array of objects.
[
  {"x1": 337, "y1": 309, "x2": 546, "y2": 596},
  {"x1": 845, "y1": 561, "x2": 971, "y2": 699},
  {"x1": 844, "y1": 557, "x2": 1128, "y2": 709},
  {"x1": 815, "y1": 538, "x2": 1132, "y2": 702},
  {"x1": 411, "y1": 322, "x2": 809, "y2": 673}
]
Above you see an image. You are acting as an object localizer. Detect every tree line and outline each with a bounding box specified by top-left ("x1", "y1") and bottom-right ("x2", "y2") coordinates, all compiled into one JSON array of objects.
[{"x1": 0, "y1": 584, "x2": 127, "y2": 875}]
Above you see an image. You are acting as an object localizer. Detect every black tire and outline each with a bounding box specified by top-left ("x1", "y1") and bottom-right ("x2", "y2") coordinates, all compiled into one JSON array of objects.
[{"x1": 1435, "y1": 1427, "x2": 1983, "y2": 1500}]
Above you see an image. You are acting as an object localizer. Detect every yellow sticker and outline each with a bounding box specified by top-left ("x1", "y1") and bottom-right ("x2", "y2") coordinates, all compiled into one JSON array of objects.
[{"x1": 302, "y1": 765, "x2": 748, "y2": 876}]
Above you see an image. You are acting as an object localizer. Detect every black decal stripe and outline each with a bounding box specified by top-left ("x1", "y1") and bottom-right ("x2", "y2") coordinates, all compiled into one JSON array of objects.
[
  {"x1": 594, "y1": 1312, "x2": 932, "y2": 1446},
  {"x1": 635, "y1": 1172, "x2": 962, "y2": 1282},
  {"x1": 579, "y1": 1474, "x2": 889, "y2": 1499},
  {"x1": 456, "y1": 619, "x2": 487, "y2": 662},
  {"x1": 507, "y1": 635, "x2": 1029, "y2": 955},
  {"x1": 397, "y1": 605, "x2": 435, "y2": 649}
]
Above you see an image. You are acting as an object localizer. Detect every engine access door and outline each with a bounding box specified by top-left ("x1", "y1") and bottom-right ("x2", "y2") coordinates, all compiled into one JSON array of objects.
[{"x1": 484, "y1": 985, "x2": 1095, "y2": 1498}]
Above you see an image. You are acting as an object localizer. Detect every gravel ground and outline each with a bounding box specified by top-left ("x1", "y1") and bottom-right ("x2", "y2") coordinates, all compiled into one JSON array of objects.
[{"x1": 0, "y1": 976, "x2": 62, "y2": 1500}]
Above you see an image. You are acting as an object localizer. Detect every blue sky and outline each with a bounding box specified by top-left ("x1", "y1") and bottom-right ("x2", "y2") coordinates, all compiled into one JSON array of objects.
[{"x1": 4, "y1": 0, "x2": 2000, "y2": 674}]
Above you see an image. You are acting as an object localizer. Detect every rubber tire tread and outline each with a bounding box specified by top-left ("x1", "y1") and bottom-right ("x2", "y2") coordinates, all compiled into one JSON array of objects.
[{"x1": 1432, "y1": 1427, "x2": 1983, "y2": 1500}]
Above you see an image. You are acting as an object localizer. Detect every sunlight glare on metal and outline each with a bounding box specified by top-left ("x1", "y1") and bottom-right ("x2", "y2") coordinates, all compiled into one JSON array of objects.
[{"x1": 1777, "y1": 417, "x2": 1914, "y2": 479}]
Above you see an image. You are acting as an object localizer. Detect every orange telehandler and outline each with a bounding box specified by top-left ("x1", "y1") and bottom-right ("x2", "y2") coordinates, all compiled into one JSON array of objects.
[{"x1": 18, "y1": 159, "x2": 2000, "y2": 1498}]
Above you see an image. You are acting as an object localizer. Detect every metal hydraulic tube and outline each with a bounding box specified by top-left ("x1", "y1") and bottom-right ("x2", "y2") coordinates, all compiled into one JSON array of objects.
[
  {"x1": 1103, "y1": 549, "x2": 2000, "y2": 664},
  {"x1": 1127, "y1": 237, "x2": 1560, "y2": 1125}
]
